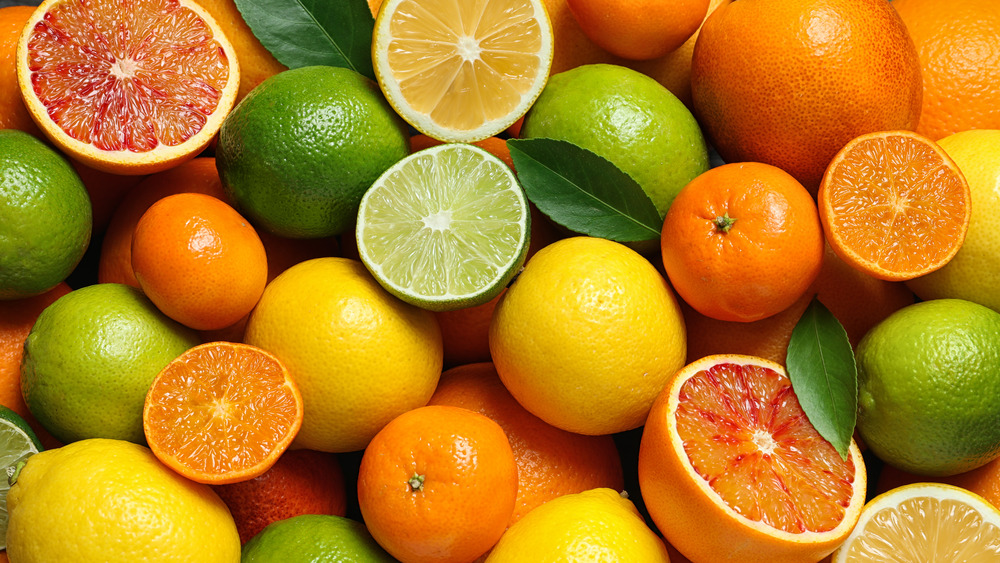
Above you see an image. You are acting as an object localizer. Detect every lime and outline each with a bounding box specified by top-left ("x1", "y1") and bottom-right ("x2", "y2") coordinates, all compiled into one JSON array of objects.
[
  {"x1": 217, "y1": 65, "x2": 410, "y2": 239},
  {"x1": 0, "y1": 129, "x2": 91, "y2": 299},
  {"x1": 855, "y1": 298, "x2": 1000, "y2": 476},
  {"x1": 356, "y1": 144, "x2": 530, "y2": 312},
  {"x1": 242, "y1": 514, "x2": 396, "y2": 563},
  {"x1": 20, "y1": 284, "x2": 200, "y2": 444},
  {"x1": 0, "y1": 405, "x2": 42, "y2": 550},
  {"x1": 520, "y1": 63, "x2": 709, "y2": 217}
]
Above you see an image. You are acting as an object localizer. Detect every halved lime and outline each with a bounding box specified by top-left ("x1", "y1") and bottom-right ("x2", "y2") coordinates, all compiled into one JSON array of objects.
[
  {"x1": 356, "y1": 144, "x2": 531, "y2": 311},
  {"x1": 0, "y1": 405, "x2": 43, "y2": 549}
]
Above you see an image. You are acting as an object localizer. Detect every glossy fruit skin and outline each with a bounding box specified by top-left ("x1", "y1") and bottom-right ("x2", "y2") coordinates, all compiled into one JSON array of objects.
[
  {"x1": 241, "y1": 514, "x2": 396, "y2": 563},
  {"x1": 691, "y1": 0, "x2": 922, "y2": 191},
  {"x1": 566, "y1": 0, "x2": 709, "y2": 61},
  {"x1": 0, "y1": 6, "x2": 40, "y2": 135}
]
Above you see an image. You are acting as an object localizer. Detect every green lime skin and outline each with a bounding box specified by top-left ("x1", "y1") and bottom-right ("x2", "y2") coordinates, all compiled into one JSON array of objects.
[
  {"x1": 856, "y1": 298, "x2": 1000, "y2": 477},
  {"x1": 520, "y1": 63, "x2": 709, "y2": 218},
  {"x1": 241, "y1": 515, "x2": 396, "y2": 563},
  {"x1": 0, "y1": 130, "x2": 91, "y2": 300},
  {"x1": 20, "y1": 284, "x2": 200, "y2": 445},
  {"x1": 217, "y1": 66, "x2": 411, "y2": 239}
]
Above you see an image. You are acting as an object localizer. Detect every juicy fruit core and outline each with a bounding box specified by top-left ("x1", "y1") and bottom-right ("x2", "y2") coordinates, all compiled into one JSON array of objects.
[
  {"x1": 675, "y1": 362, "x2": 857, "y2": 534},
  {"x1": 25, "y1": 0, "x2": 230, "y2": 151}
]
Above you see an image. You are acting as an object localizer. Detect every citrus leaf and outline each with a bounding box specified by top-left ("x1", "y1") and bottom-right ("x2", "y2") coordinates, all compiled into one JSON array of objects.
[
  {"x1": 234, "y1": 0, "x2": 375, "y2": 80},
  {"x1": 507, "y1": 138, "x2": 662, "y2": 242},
  {"x1": 786, "y1": 298, "x2": 857, "y2": 460}
]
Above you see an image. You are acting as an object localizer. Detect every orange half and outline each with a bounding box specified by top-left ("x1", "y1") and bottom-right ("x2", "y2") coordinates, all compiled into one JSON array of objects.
[
  {"x1": 818, "y1": 130, "x2": 971, "y2": 281},
  {"x1": 143, "y1": 342, "x2": 303, "y2": 485},
  {"x1": 638, "y1": 354, "x2": 867, "y2": 563},
  {"x1": 16, "y1": 0, "x2": 239, "y2": 174}
]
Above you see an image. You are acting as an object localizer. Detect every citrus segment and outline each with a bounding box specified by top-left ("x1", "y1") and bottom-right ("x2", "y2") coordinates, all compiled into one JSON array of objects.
[
  {"x1": 819, "y1": 130, "x2": 971, "y2": 281},
  {"x1": 373, "y1": 0, "x2": 553, "y2": 142},
  {"x1": 143, "y1": 341, "x2": 303, "y2": 485},
  {"x1": 0, "y1": 405, "x2": 42, "y2": 551},
  {"x1": 16, "y1": 0, "x2": 239, "y2": 174}
]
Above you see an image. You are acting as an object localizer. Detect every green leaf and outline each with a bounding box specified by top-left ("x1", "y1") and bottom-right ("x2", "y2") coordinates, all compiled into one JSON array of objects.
[
  {"x1": 786, "y1": 298, "x2": 858, "y2": 460},
  {"x1": 234, "y1": 0, "x2": 375, "y2": 80},
  {"x1": 506, "y1": 138, "x2": 662, "y2": 242}
]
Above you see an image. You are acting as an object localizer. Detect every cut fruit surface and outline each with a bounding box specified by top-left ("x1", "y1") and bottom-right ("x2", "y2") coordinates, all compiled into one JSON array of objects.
[
  {"x1": 143, "y1": 342, "x2": 302, "y2": 485},
  {"x1": 16, "y1": 0, "x2": 239, "y2": 174},
  {"x1": 356, "y1": 143, "x2": 530, "y2": 312},
  {"x1": 833, "y1": 483, "x2": 1000, "y2": 562},
  {"x1": 638, "y1": 354, "x2": 867, "y2": 563},
  {"x1": 818, "y1": 130, "x2": 971, "y2": 281},
  {"x1": 372, "y1": 0, "x2": 553, "y2": 142},
  {"x1": 0, "y1": 405, "x2": 43, "y2": 551}
]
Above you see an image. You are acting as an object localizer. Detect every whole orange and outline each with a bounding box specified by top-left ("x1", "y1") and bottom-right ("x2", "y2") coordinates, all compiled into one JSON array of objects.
[
  {"x1": 877, "y1": 456, "x2": 1000, "y2": 509},
  {"x1": 691, "y1": 0, "x2": 923, "y2": 190},
  {"x1": 131, "y1": 193, "x2": 268, "y2": 331},
  {"x1": 211, "y1": 448, "x2": 347, "y2": 544},
  {"x1": 434, "y1": 291, "x2": 503, "y2": 369},
  {"x1": 70, "y1": 160, "x2": 146, "y2": 236},
  {"x1": 427, "y1": 362, "x2": 624, "y2": 525},
  {"x1": 566, "y1": 0, "x2": 709, "y2": 61},
  {"x1": 660, "y1": 162, "x2": 824, "y2": 323},
  {"x1": 892, "y1": 0, "x2": 1000, "y2": 140},
  {"x1": 0, "y1": 6, "x2": 39, "y2": 135}
]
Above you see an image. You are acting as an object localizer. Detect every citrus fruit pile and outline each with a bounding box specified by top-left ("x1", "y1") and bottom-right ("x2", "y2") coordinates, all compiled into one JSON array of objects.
[{"x1": 2, "y1": 0, "x2": 1000, "y2": 561}]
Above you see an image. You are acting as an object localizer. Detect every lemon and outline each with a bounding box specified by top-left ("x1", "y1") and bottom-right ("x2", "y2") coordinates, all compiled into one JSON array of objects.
[
  {"x1": 244, "y1": 257, "x2": 442, "y2": 452},
  {"x1": 856, "y1": 298, "x2": 1000, "y2": 476},
  {"x1": 5, "y1": 438, "x2": 240, "y2": 562},
  {"x1": 906, "y1": 129, "x2": 1000, "y2": 312},
  {"x1": 489, "y1": 236, "x2": 686, "y2": 435},
  {"x1": 485, "y1": 488, "x2": 670, "y2": 562},
  {"x1": 242, "y1": 514, "x2": 396, "y2": 562}
]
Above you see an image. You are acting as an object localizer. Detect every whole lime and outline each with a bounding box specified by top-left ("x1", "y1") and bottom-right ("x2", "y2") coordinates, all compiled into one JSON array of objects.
[
  {"x1": 217, "y1": 65, "x2": 410, "y2": 238},
  {"x1": 6, "y1": 438, "x2": 240, "y2": 563},
  {"x1": 520, "y1": 63, "x2": 709, "y2": 217},
  {"x1": 856, "y1": 298, "x2": 1000, "y2": 476},
  {"x1": 0, "y1": 129, "x2": 91, "y2": 299},
  {"x1": 242, "y1": 514, "x2": 395, "y2": 563},
  {"x1": 20, "y1": 284, "x2": 200, "y2": 444}
]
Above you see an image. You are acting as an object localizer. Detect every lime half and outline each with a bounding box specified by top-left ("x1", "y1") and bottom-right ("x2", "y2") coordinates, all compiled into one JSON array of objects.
[
  {"x1": 356, "y1": 144, "x2": 531, "y2": 311},
  {"x1": 0, "y1": 405, "x2": 43, "y2": 549}
]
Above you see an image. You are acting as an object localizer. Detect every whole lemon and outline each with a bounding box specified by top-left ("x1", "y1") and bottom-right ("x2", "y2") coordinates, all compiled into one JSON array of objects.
[
  {"x1": 244, "y1": 257, "x2": 442, "y2": 452},
  {"x1": 906, "y1": 130, "x2": 1000, "y2": 312},
  {"x1": 5, "y1": 438, "x2": 240, "y2": 562},
  {"x1": 485, "y1": 488, "x2": 670, "y2": 562},
  {"x1": 489, "y1": 236, "x2": 686, "y2": 435}
]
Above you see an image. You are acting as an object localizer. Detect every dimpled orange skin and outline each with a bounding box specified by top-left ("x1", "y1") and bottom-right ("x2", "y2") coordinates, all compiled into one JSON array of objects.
[
  {"x1": 691, "y1": 0, "x2": 923, "y2": 191},
  {"x1": 0, "y1": 6, "x2": 40, "y2": 135},
  {"x1": 661, "y1": 162, "x2": 824, "y2": 323},
  {"x1": 565, "y1": 0, "x2": 710, "y2": 61}
]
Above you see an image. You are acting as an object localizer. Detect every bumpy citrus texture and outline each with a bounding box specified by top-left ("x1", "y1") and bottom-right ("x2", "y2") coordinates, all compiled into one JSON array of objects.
[
  {"x1": 241, "y1": 514, "x2": 395, "y2": 563},
  {"x1": 566, "y1": 0, "x2": 708, "y2": 60},
  {"x1": 0, "y1": 5, "x2": 39, "y2": 135},
  {"x1": 5, "y1": 439, "x2": 240, "y2": 563}
]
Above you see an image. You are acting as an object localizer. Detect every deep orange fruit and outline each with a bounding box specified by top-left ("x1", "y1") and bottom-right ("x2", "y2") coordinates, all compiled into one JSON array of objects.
[
  {"x1": 434, "y1": 292, "x2": 504, "y2": 369},
  {"x1": 0, "y1": 5, "x2": 40, "y2": 135},
  {"x1": 818, "y1": 130, "x2": 971, "y2": 281},
  {"x1": 357, "y1": 404, "x2": 518, "y2": 563},
  {"x1": 143, "y1": 341, "x2": 303, "y2": 485},
  {"x1": 566, "y1": 0, "x2": 709, "y2": 61}
]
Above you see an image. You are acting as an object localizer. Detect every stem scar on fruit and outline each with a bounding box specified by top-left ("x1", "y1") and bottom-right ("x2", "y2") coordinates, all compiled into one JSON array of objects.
[
  {"x1": 714, "y1": 213, "x2": 736, "y2": 233},
  {"x1": 408, "y1": 472, "x2": 426, "y2": 492}
]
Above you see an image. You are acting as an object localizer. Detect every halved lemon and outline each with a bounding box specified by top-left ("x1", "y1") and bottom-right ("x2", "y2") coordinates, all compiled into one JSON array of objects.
[
  {"x1": 16, "y1": 0, "x2": 239, "y2": 174},
  {"x1": 372, "y1": 0, "x2": 553, "y2": 143}
]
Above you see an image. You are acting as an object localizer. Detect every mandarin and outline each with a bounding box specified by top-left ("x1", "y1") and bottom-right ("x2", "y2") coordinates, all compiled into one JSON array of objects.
[{"x1": 566, "y1": 0, "x2": 708, "y2": 61}]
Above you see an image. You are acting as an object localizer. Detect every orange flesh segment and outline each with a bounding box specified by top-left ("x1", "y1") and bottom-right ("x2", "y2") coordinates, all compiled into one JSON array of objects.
[
  {"x1": 387, "y1": 0, "x2": 544, "y2": 131},
  {"x1": 675, "y1": 362, "x2": 857, "y2": 534},
  {"x1": 26, "y1": 0, "x2": 229, "y2": 151},
  {"x1": 824, "y1": 134, "x2": 968, "y2": 277},
  {"x1": 145, "y1": 343, "x2": 300, "y2": 476}
]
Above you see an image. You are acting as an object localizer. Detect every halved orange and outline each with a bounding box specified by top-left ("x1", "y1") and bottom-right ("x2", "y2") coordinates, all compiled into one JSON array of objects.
[
  {"x1": 818, "y1": 130, "x2": 971, "y2": 281},
  {"x1": 16, "y1": 0, "x2": 239, "y2": 175},
  {"x1": 372, "y1": 0, "x2": 553, "y2": 143},
  {"x1": 637, "y1": 354, "x2": 867, "y2": 563},
  {"x1": 142, "y1": 341, "x2": 302, "y2": 485}
]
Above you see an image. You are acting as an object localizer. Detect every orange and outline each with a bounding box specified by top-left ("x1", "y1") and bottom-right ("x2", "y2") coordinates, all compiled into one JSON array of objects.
[
  {"x1": 565, "y1": 0, "x2": 709, "y2": 61},
  {"x1": 131, "y1": 193, "x2": 268, "y2": 331},
  {"x1": 893, "y1": 0, "x2": 1000, "y2": 141},
  {"x1": 660, "y1": 162, "x2": 824, "y2": 323},
  {"x1": 427, "y1": 362, "x2": 624, "y2": 525},
  {"x1": 435, "y1": 291, "x2": 503, "y2": 368},
  {"x1": 818, "y1": 130, "x2": 971, "y2": 281},
  {"x1": 16, "y1": 0, "x2": 240, "y2": 174},
  {"x1": 638, "y1": 354, "x2": 867, "y2": 563},
  {"x1": 143, "y1": 341, "x2": 303, "y2": 485},
  {"x1": 69, "y1": 160, "x2": 146, "y2": 236},
  {"x1": 99, "y1": 157, "x2": 228, "y2": 287},
  {"x1": 0, "y1": 5, "x2": 40, "y2": 135},
  {"x1": 358, "y1": 405, "x2": 517, "y2": 563},
  {"x1": 877, "y1": 456, "x2": 1000, "y2": 509},
  {"x1": 211, "y1": 448, "x2": 347, "y2": 544},
  {"x1": 691, "y1": 0, "x2": 923, "y2": 190}
]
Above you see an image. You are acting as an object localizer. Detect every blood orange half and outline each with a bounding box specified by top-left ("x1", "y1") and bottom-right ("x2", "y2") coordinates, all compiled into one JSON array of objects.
[
  {"x1": 16, "y1": 0, "x2": 239, "y2": 174},
  {"x1": 638, "y1": 354, "x2": 866, "y2": 563}
]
